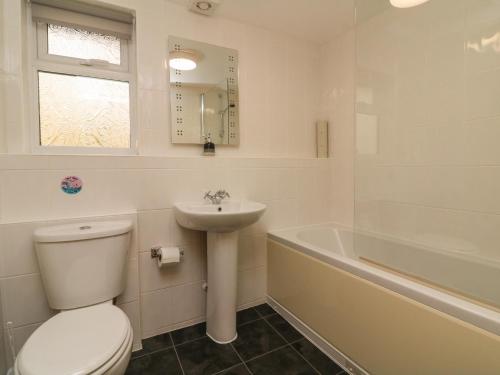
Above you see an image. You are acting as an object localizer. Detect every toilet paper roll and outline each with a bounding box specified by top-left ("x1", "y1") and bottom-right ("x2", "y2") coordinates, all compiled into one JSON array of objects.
[{"x1": 157, "y1": 247, "x2": 181, "y2": 267}]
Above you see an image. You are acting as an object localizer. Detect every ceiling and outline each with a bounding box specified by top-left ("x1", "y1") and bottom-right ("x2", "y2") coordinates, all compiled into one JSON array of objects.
[{"x1": 166, "y1": 0, "x2": 355, "y2": 44}]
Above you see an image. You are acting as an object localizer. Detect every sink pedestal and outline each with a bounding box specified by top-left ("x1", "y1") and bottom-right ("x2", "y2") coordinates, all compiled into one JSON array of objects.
[
  {"x1": 206, "y1": 231, "x2": 239, "y2": 343},
  {"x1": 173, "y1": 200, "x2": 266, "y2": 344}
]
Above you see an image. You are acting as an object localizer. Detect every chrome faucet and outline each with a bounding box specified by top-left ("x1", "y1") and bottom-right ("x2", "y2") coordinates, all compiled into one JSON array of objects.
[{"x1": 204, "y1": 189, "x2": 230, "y2": 205}]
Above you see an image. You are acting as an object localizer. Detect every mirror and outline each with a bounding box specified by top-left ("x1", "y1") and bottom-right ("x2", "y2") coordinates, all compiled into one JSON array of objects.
[{"x1": 168, "y1": 36, "x2": 239, "y2": 145}]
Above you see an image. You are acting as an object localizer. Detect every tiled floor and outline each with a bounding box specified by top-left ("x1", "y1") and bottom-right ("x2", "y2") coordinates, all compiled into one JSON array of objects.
[{"x1": 126, "y1": 303, "x2": 347, "y2": 375}]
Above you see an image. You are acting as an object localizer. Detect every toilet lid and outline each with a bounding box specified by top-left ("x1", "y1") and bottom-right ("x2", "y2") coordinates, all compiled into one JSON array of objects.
[{"x1": 17, "y1": 304, "x2": 130, "y2": 375}]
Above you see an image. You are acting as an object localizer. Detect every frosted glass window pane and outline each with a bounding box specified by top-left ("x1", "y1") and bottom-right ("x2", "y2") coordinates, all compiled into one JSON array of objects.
[
  {"x1": 38, "y1": 71, "x2": 130, "y2": 148},
  {"x1": 47, "y1": 24, "x2": 121, "y2": 65}
]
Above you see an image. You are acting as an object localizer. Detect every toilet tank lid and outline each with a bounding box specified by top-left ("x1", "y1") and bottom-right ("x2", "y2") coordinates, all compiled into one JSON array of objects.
[{"x1": 34, "y1": 220, "x2": 133, "y2": 243}]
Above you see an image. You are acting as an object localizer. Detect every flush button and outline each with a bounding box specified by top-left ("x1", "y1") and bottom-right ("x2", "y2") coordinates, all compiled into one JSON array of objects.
[{"x1": 79, "y1": 225, "x2": 92, "y2": 230}]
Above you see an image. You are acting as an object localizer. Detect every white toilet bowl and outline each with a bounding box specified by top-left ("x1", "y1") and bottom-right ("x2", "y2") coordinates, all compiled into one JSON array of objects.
[
  {"x1": 14, "y1": 303, "x2": 132, "y2": 375},
  {"x1": 16, "y1": 220, "x2": 134, "y2": 375}
]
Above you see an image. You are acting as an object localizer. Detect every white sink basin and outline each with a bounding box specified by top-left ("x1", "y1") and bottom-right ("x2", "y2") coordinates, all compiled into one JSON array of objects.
[{"x1": 174, "y1": 200, "x2": 266, "y2": 233}]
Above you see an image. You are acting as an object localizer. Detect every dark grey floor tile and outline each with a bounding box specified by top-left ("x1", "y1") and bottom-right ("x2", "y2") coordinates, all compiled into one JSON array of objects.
[
  {"x1": 266, "y1": 314, "x2": 304, "y2": 343},
  {"x1": 292, "y1": 339, "x2": 344, "y2": 374},
  {"x1": 176, "y1": 336, "x2": 241, "y2": 375},
  {"x1": 237, "y1": 308, "x2": 260, "y2": 326},
  {"x1": 217, "y1": 364, "x2": 251, "y2": 374},
  {"x1": 246, "y1": 346, "x2": 317, "y2": 375},
  {"x1": 171, "y1": 322, "x2": 207, "y2": 345},
  {"x1": 232, "y1": 319, "x2": 285, "y2": 361},
  {"x1": 134, "y1": 333, "x2": 173, "y2": 356},
  {"x1": 126, "y1": 348, "x2": 182, "y2": 375},
  {"x1": 254, "y1": 303, "x2": 277, "y2": 317},
  {"x1": 130, "y1": 348, "x2": 147, "y2": 359}
]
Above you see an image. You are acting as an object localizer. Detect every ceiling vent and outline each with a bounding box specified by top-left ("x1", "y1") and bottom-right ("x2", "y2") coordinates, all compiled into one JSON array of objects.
[{"x1": 189, "y1": 0, "x2": 221, "y2": 16}]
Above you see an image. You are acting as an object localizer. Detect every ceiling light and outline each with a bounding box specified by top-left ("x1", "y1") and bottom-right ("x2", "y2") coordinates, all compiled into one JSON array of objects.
[
  {"x1": 390, "y1": 0, "x2": 431, "y2": 8},
  {"x1": 189, "y1": 0, "x2": 220, "y2": 16},
  {"x1": 196, "y1": 1, "x2": 212, "y2": 11},
  {"x1": 169, "y1": 49, "x2": 200, "y2": 71}
]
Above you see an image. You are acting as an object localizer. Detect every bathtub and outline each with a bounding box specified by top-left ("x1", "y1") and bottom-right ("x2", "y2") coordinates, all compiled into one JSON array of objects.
[{"x1": 267, "y1": 224, "x2": 500, "y2": 375}]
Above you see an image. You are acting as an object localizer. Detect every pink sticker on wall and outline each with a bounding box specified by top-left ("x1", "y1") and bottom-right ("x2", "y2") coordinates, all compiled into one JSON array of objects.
[{"x1": 61, "y1": 176, "x2": 82, "y2": 194}]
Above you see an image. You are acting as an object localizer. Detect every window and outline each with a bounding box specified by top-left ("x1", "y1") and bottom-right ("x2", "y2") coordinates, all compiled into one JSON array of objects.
[
  {"x1": 29, "y1": 0, "x2": 135, "y2": 153},
  {"x1": 47, "y1": 24, "x2": 122, "y2": 65}
]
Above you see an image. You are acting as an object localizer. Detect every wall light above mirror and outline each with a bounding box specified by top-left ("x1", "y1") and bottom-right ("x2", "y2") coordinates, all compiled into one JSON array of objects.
[
  {"x1": 169, "y1": 49, "x2": 200, "y2": 71},
  {"x1": 390, "y1": 0, "x2": 430, "y2": 8},
  {"x1": 168, "y1": 36, "x2": 239, "y2": 145}
]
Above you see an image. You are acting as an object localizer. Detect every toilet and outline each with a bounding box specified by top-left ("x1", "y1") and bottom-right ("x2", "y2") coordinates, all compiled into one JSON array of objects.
[{"x1": 14, "y1": 220, "x2": 134, "y2": 375}]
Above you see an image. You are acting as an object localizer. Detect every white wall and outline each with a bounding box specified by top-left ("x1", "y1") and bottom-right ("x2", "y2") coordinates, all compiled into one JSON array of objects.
[
  {"x1": 0, "y1": 0, "x2": 5, "y2": 349},
  {"x1": 0, "y1": 0, "x2": 335, "y2": 366},
  {"x1": 0, "y1": 0, "x2": 322, "y2": 157},
  {"x1": 0, "y1": 155, "x2": 332, "y2": 368},
  {"x1": 355, "y1": 0, "x2": 500, "y2": 263},
  {"x1": 0, "y1": 0, "x2": 26, "y2": 154},
  {"x1": 319, "y1": 29, "x2": 355, "y2": 228},
  {"x1": 0, "y1": 294, "x2": 5, "y2": 375}
]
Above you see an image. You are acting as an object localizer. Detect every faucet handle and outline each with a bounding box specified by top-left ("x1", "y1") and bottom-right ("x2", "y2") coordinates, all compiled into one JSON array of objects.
[
  {"x1": 216, "y1": 189, "x2": 230, "y2": 198},
  {"x1": 204, "y1": 190, "x2": 213, "y2": 200}
]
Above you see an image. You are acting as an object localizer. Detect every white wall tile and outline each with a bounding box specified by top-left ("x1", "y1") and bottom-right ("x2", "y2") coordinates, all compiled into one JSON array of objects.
[
  {"x1": 238, "y1": 235, "x2": 266, "y2": 271},
  {"x1": 170, "y1": 213, "x2": 203, "y2": 246},
  {"x1": 12, "y1": 322, "x2": 42, "y2": 355},
  {"x1": 169, "y1": 282, "x2": 206, "y2": 324},
  {"x1": 1, "y1": 171, "x2": 53, "y2": 222},
  {"x1": 1, "y1": 274, "x2": 54, "y2": 327},
  {"x1": 138, "y1": 209, "x2": 172, "y2": 252},
  {"x1": 353, "y1": 1, "x2": 500, "y2": 283},
  {"x1": 116, "y1": 257, "x2": 140, "y2": 305},
  {"x1": 140, "y1": 288, "x2": 172, "y2": 338},
  {"x1": 0, "y1": 221, "x2": 39, "y2": 277},
  {"x1": 139, "y1": 244, "x2": 203, "y2": 292},
  {"x1": 118, "y1": 300, "x2": 142, "y2": 351},
  {"x1": 237, "y1": 266, "x2": 267, "y2": 306},
  {"x1": 466, "y1": 117, "x2": 500, "y2": 165}
]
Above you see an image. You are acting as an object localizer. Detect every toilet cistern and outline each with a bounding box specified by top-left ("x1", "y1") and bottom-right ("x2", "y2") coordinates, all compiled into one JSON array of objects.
[{"x1": 173, "y1": 194, "x2": 266, "y2": 343}]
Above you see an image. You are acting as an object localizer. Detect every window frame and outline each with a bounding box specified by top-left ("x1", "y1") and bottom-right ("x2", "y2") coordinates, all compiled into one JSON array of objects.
[
  {"x1": 29, "y1": 15, "x2": 137, "y2": 155},
  {"x1": 37, "y1": 23, "x2": 129, "y2": 72}
]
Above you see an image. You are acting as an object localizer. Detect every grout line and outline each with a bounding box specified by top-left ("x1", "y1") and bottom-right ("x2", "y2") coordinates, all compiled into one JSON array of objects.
[
  {"x1": 236, "y1": 307, "x2": 263, "y2": 327},
  {"x1": 261, "y1": 316, "x2": 321, "y2": 375},
  {"x1": 243, "y1": 342, "x2": 291, "y2": 363},
  {"x1": 255, "y1": 312, "x2": 277, "y2": 319},
  {"x1": 237, "y1": 317, "x2": 262, "y2": 327},
  {"x1": 229, "y1": 342, "x2": 253, "y2": 375},
  {"x1": 289, "y1": 337, "x2": 306, "y2": 345},
  {"x1": 130, "y1": 345, "x2": 173, "y2": 360},
  {"x1": 170, "y1": 332, "x2": 186, "y2": 375},
  {"x1": 289, "y1": 343, "x2": 322, "y2": 375},
  {"x1": 211, "y1": 362, "x2": 247, "y2": 375},
  {"x1": 173, "y1": 333, "x2": 209, "y2": 348},
  {"x1": 266, "y1": 310, "x2": 350, "y2": 375},
  {"x1": 254, "y1": 306, "x2": 278, "y2": 319}
]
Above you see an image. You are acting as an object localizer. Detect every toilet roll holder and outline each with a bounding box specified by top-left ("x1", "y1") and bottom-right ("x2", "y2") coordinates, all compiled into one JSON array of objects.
[{"x1": 151, "y1": 246, "x2": 185, "y2": 261}]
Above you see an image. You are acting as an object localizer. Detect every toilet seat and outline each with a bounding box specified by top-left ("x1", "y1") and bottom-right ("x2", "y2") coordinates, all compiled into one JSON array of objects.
[
  {"x1": 89, "y1": 322, "x2": 132, "y2": 375},
  {"x1": 16, "y1": 303, "x2": 131, "y2": 375}
]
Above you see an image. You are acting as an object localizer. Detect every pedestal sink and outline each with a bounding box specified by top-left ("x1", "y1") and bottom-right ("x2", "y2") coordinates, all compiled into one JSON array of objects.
[{"x1": 174, "y1": 200, "x2": 266, "y2": 343}]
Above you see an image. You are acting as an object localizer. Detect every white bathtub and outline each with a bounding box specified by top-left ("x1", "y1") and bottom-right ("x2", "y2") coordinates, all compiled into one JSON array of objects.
[{"x1": 268, "y1": 223, "x2": 500, "y2": 336}]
